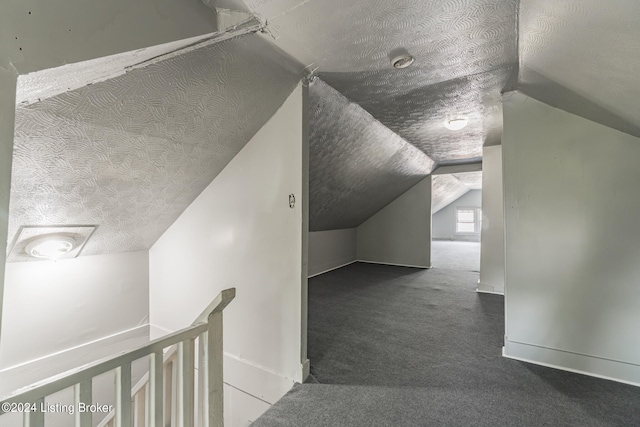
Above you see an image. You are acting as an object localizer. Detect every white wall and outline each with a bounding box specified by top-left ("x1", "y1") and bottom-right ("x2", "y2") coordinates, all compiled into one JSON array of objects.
[
  {"x1": 432, "y1": 189, "x2": 482, "y2": 242},
  {"x1": 0, "y1": 326, "x2": 148, "y2": 398},
  {"x1": 357, "y1": 176, "x2": 432, "y2": 268},
  {"x1": 0, "y1": 0, "x2": 216, "y2": 360},
  {"x1": 502, "y1": 91, "x2": 640, "y2": 385},
  {"x1": 308, "y1": 229, "x2": 356, "y2": 277},
  {"x1": 478, "y1": 145, "x2": 504, "y2": 294},
  {"x1": 149, "y1": 83, "x2": 305, "y2": 425},
  {"x1": 0, "y1": 251, "x2": 150, "y2": 375},
  {"x1": 0, "y1": 68, "x2": 18, "y2": 341}
]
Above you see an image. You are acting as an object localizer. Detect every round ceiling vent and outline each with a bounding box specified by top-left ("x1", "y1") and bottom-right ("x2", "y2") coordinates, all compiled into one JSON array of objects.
[
  {"x1": 391, "y1": 54, "x2": 415, "y2": 69},
  {"x1": 25, "y1": 235, "x2": 76, "y2": 260}
]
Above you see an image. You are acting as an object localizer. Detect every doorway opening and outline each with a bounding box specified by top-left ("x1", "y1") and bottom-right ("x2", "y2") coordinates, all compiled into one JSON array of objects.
[{"x1": 431, "y1": 170, "x2": 482, "y2": 272}]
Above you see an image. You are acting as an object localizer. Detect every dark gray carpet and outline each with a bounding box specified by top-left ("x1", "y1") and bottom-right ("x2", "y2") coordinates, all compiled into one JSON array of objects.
[
  {"x1": 431, "y1": 240, "x2": 480, "y2": 272},
  {"x1": 253, "y1": 263, "x2": 640, "y2": 427}
]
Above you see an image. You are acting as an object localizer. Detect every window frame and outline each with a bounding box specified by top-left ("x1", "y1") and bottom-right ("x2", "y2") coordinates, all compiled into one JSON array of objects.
[{"x1": 455, "y1": 206, "x2": 482, "y2": 235}]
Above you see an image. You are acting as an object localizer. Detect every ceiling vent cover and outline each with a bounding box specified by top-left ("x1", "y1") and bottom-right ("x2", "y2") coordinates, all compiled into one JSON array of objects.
[{"x1": 7, "y1": 225, "x2": 96, "y2": 262}]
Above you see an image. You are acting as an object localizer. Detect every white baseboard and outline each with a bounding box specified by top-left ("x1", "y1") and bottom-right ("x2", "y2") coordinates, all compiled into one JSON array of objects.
[
  {"x1": 503, "y1": 340, "x2": 640, "y2": 387},
  {"x1": 357, "y1": 260, "x2": 431, "y2": 269},
  {"x1": 476, "y1": 288, "x2": 504, "y2": 295},
  {"x1": 308, "y1": 260, "x2": 357, "y2": 278},
  {"x1": 150, "y1": 326, "x2": 302, "y2": 404},
  {"x1": 224, "y1": 353, "x2": 299, "y2": 404},
  {"x1": 476, "y1": 281, "x2": 504, "y2": 295},
  {"x1": 224, "y1": 382, "x2": 271, "y2": 426},
  {"x1": 301, "y1": 358, "x2": 310, "y2": 381}
]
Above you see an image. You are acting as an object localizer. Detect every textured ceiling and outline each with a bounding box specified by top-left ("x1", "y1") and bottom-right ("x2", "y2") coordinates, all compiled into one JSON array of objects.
[
  {"x1": 202, "y1": 0, "x2": 256, "y2": 30},
  {"x1": 431, "y1": 174, "x2": 470, "y2": 214},
  {"x1": 452, "y1": 171, "x2": 482, "y2": 190},
  {"x1": 9, "y1": 34, "x2": 302, "y2": 257},
  {"x1": 519, "y1": 0, "x2": 640, "y2": 137},
  {"x1": 240, "y1": 0, "x2": 517, "y2": 230},
  {"x1": 246, "y1": 0, "x2": 517, "y2": 75},
  {"x1": 309, "y1": 80, "x2": 435, "y2": 231},
  {"x1": 11, "y1": 0, "x2": 637, "y2": 256},
  {"x1": 16, "y1": 32, "x2": 217, "y2": 106},
  {"x1": 240, "y1": 0, "x2": 518, "y2": 162},
  {"x1": 337, "y1": 67, "x2": 513, "y2": 163}
]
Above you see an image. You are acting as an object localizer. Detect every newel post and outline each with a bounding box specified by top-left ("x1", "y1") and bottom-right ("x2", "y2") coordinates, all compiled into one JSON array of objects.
[{"x1": 198, "y1": 288, "x2": 235, "y2": 427}]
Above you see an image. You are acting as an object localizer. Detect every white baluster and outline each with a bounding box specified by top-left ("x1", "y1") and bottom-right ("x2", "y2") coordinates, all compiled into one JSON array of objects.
[
  {"x1": 75, "y1": 380, "x2": 92, "y2": 427},
  {"x1": 143, "y1": 379, "x2": 151, "y2": 427},
  {"x1": 1, "y1": 290, "x2": 234, "y2": 427},
  {"x1": 133, "y1": 386, "x2": 146, "y2": 427},
  {"x1": 178, "y1": 339, "x2": 195, "y2": 427},
  {"x1": 115, "y1": 363, "x2": 132, "y2": 427},
  {"x1": 198, "y1": 333, "x2": 209, "y2": 427},
  {"x1": 23, "y1": 398, "x2": 44, "y2": 427},
  {"x1": 149, "y1": 351, "x2": 163, "y2": 427},
  {"x1": 164, "y1": 360, "x2": 173, "y2": 425},
  {"x1": 208, "y1": 310, "x2": 223, "y2": 427}
]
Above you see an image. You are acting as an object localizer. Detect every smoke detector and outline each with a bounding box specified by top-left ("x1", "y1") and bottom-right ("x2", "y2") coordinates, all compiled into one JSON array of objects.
[{"x1": 391, "y1": 54, "x2": 415, "y2": 69}]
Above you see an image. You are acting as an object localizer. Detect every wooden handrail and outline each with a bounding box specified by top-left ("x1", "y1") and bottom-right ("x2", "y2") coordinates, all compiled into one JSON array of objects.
[
  {"x1": 192, "y1": 288, "x2": 236, "y2": 325},
  {"x1": 95, "y1": 346, "x2": 178, "y2": 427},
  {"x1": 0, "y1": 323, "x2": 207, "y2": 407},
  {"x1": 0, "y1": 287, "x2": 236, "y2": 427}
]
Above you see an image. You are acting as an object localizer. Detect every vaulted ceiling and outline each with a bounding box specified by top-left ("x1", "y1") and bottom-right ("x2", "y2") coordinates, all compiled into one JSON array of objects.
[
  {"x1": 518, "y1": 0, "x2": 640, "y2": 138},
  {"x1": 10, "y1": 34, "x2": 301, "y2": 256},
  {"x1": 7, "y1": 0, "x2": 640, "y2": 258},
  {"x1": 309, "y1": 80, "x2": 435, "y2": 230},
  {"x1": 254, "y1": 0, "x2": 518, "y2": 230}
]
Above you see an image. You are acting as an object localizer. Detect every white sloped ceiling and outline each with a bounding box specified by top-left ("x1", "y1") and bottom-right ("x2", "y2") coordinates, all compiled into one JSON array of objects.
[
  {"x1": 251, "y1": 0, "x2": 516, "y2": 229},
  {"x1": 309, "y1": 80, "x2": 435, "y2": 231},
  {"x1": 518, "y1": 0, "x2": 640, "y2": 138},
  {"x1": 10, "y1": 0, "x2": 640, "y2": 257},
  {"x1": 9, "y1": 34, "x2": 302, "y2": 257},
  {"x1": 243, "y1": 0, "x2": 519, "y2": 160},
  {"x1": 431, "y1": 174, "x2": 472, "y2": 215}
]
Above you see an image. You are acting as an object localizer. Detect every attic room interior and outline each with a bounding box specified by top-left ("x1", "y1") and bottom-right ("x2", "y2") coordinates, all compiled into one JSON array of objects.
[{"x1": 1, "y1": 0, "x2": 640, "y2": 426}]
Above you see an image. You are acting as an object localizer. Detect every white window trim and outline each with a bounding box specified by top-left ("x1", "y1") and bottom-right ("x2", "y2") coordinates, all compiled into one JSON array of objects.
[{"x1": 455, "y1": 206, "x2": 482, "y2": 235}]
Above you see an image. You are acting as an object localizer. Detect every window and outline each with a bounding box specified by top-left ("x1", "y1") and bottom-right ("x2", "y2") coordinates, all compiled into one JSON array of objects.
[{"x1": 456, "y1": 207, "x2": 482, "y2": 234}]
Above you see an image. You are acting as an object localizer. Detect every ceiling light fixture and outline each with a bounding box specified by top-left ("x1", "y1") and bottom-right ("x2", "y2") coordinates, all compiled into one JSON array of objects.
[
  {"x1": 25, "y1": 235, "x2": 76, "y2": 260},
  {"x1": 391, "y1": 53, "x2": 415, "y2": 69},
  {"x1": 444, "y1": 117, "x2": 469, "y2": 131}
]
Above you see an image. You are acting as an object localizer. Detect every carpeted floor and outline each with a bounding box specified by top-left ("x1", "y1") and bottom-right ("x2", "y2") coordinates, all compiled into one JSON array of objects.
[
  {"x1": 253, "y1": 261, "x2": 640, "y2": 426},
  {"x1": 431, "y1": 240, "x2": 480, "y2": 272}
]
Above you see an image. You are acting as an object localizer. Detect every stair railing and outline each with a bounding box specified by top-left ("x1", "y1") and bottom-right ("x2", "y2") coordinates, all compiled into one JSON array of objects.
[
  {"x1": 95, "y1": 342, "x2": 179, "y2": 427},
  {"x1": 0, "y1": 288, "x2": 236, "y2": 427}
]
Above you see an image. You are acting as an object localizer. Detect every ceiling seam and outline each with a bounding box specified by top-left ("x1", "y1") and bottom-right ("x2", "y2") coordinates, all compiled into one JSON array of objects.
[
  {"x1": 315, "y1": 76, "x2": 439, "y2": 174},
  {"x1": 18, "y1": 20, "x2": 265, "y2": 108},
  {"x1": 126, "y1": 17, "x2": 264, "y2": 73}
]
